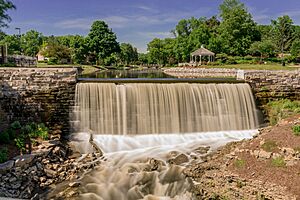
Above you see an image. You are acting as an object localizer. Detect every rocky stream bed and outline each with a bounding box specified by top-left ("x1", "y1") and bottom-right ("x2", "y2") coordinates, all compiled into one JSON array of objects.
[{"x1": 0, "y1": 116, "x2": 299, "y2": 199}]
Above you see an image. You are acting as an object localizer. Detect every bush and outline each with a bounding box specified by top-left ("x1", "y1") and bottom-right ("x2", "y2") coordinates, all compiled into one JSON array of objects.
[
  {"x1": 11, "y1": 121, "x2": 21, "y2": 130},
  {"x1": 234, "y1": 159, "x2": 246, "y2": 168},
  {"x1": 271, "y1": 157, "x2": 286, "y2": 167},
  {"x1": 292, "y1": 125, "x2": 300, "y2": 136},
  {"x1": 266, "y1": 100, "x2": 300, "y2": 125},
  {"x1": 0, "y1": 131, "x2": 10, "y2": 144},
  {"x1": 15, "y1": 135, "x2": 26, "y2": 154},
  {"x1": 261, "y1": 140, "x2": 277, "y2": 152},
  {"x1": 0, "y1": 147, "x2": 8, "y2": 163}
]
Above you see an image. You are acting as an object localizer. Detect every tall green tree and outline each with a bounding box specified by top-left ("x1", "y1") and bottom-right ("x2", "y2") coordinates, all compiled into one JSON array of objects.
[
  {"x1": 21, "y1": 30, "x2": 43, "y2": 56},
  {"x1": 271, "y1": 15, "x2": 294, "y2": 54},
  {"x1": 87, "y1": 20, "x2": 120, "y2": 64},
  {"x1": 0, "y1": 0, "x2": 15, "y2": 29},
  {"x1": 218, "y1": 0, "x2": 260, "y2": 55},
  {"x1": 119, "y1": 43, "x2": 138, "y2": 65},
  {"x1": 69, "y1": 35, "x2": 89, "y2": 64},
  {"x1": 249, "y1": 40, "x2": 276, "y2": 59},
  {"x1": 147, "y1": 38, "x2": 165, "y2": 65},
  {"x1": 291, "y1": 39, "x2": 300, "y2": 57},
  {"x1": 0, "y1": 34, "x2": 20, "y2": 54}
]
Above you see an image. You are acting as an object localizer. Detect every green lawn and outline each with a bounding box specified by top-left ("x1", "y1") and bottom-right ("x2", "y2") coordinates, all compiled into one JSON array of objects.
[{"x1": 201, "y1": 63, "x2": 299, "y2": 70}]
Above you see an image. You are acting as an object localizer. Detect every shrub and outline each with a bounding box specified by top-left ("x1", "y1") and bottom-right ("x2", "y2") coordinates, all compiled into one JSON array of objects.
[
  {"x1": 11, "y1": 121, "x2": 21, "y2": 130},
  {"x1": 266, "y1": 100, "x2": 300, "y2": 125},
  {"x1": 234, "y1": 159, "x2": 246, "y2": 168},
  {"x1": 261, "y1": 140, "x2": 277, "y2": 152},
  {"x1": 271, "y1": 157, "x2": 286, "y2": 167},
  {"x1": 0, "y1": 131, "x2": 10, "y2": 144},
  {"x1": 14, "y1": 135, "x2": 26, "y2": 154},
  {"x1": 292, "y1": 125, "x2": 300, "y2": 136},
  {"x1": 0, "y1": 147, "x2": 8, "y2": 163}
]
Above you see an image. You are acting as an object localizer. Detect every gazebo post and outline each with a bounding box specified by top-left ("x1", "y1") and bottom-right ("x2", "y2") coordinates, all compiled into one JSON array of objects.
[{"x1": 200, "y1": 55, "x2": 202, "y2": 66}]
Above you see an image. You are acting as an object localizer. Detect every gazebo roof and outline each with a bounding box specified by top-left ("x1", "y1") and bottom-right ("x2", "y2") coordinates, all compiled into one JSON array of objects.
[{"x1": 191, "y1": 47, "x2": 215, "y2": 56}]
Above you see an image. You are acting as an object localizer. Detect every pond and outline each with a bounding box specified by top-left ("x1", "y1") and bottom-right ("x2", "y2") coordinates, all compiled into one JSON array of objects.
[{"x1": 79, "y1": 69, "x2": 174, "y2": 79}]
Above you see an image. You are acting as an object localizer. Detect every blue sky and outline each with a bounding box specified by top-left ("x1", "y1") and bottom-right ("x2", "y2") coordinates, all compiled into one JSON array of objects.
[{"x1": 5, "y1": 0, "x2": 300, "y2": 52}]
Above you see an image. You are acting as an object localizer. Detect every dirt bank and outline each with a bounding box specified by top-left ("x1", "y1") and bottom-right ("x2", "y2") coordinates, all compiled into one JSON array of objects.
[{"x1": 185, "y1": 115, "x2": 300, "y2": 200}]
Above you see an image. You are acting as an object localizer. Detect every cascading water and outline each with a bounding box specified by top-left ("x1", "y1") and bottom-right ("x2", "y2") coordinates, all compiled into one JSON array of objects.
[
  {"x1": 70, "y1": 83, "x2": 260, "y2": 200},
  {"x1": 73, "y1": 83, "x2": 258, "y2": 134}
]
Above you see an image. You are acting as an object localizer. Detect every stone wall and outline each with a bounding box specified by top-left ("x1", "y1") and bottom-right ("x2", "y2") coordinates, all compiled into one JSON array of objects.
[
  {"x1": 0, "y1": 68, "x2": 77, "y2": 134},
  {"x1": 164, "y1": 68, "x2": 300, "y2": 105},
  {"x1": 243, "y1": 70, "x2": 300, "y2": 104}
]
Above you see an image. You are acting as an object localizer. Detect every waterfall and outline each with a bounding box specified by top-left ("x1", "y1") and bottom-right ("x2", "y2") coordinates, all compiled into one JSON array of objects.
[
  {"x1": 73, "y1": 83, "x2": 259, "y2": 135},
  {"x1": 66, "y1": 82, "x2": 260, "y2": 200}
]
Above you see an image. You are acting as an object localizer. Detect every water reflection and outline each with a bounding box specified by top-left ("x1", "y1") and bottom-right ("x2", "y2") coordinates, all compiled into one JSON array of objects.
[{"x1": 80, "y1": 69, "x2": 175, "y2": 79}]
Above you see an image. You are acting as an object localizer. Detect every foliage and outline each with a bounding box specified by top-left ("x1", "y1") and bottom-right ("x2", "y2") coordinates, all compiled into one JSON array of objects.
[
  {"x1": 87, "y1": 20, "x2": 120, "y2": 64},
  {"x1": 218, "y1": 0, "x2": 260, "y2": 55},
  {"x1": 0, "y1": 34, "x2": 21, "y2": 54},
  {"x1": 11, "y1": 121, "x2": 21, "y2": 129},
  {"x1": 249, "y1": 40, "x2": 276, "y2": 58},
  {"x1": 292, "y1": 125, "x2": 300, "y2": 136},
  {"x1": 266, "y1": 100, "x2": 300, "y2": 125},
  {"x1": 271, "y1": 157, "x2": 286, "y2": 167},
  {"x1": 41, "y1": 36, "x2": 71, "y2": 64},
  {"x1": 261, "y1": 140, "x2": 277, "y2": 152},
  {"x1": 233, "y1": 158, "x2": 246, "y2": 168},
  {"x1": 271, "y1": 15, "x2": 294, "y2": 54},
  {"x1": 21, "y1": 30, "x2": 43, "y2": 56},
  {"x1": 290, "y1": 39, "x2": 300, "y2": 57},
  {"x1": 119, "y1": 43, "x2": 138, "y2": 65},
  {"x1": 14, "y1": 135, "x2": 25, "y2": 154},
  {"x1": 0, "y1": 131, "x2": 10, "y2": 144},
  {"x1": 0, "y1": 147, "x2": 8, "y2": 163},
  {"x1": 21, "y1": 122, "x2": 49, "y2": 140},
  {"x1": 0, "y1": 0, "x2": 15, "y2": 29}
]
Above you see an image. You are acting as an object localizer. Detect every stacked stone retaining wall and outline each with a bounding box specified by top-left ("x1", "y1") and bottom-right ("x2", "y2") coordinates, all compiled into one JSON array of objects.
[
  {"x1": 0, "y1": 68, "x2": 77, "y2": 134},
  {"x1": 164, "y1": 68, "x2": 300, "y2": 104},
  {"x1": 244, "y1": 70, "x2": 300, "y2": 104}
]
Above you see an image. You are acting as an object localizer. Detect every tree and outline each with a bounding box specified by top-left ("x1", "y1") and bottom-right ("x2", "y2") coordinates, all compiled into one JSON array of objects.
[
  {"x1": 218, "y1": 0, "x2": 260, "y2": 55},
  {"x1": 0, "y1": 0, "x2": 15, "y2": 29},
  {"x1": 249, "y1": 40, "x2": 276, "y2": 59},
  {"x1": 41, "y1": 36, "x2": 71, "y2": 64},
  {"x1": 21, "y1": 30, "x2": 43, "y2": 56},
  {"x1": 87, "y1": 20, "x2": 120, "y2": 64},
  {"x1": 69, "y1": 35, "x2": 89, "y2": 64},
  {"x1": 147, "y1": 38, "x2": 165, "y2": 64},
  {"x1": 271, "y1": 16, "x2": 294, "y2": 56},
  {"x1": 291, "y1": 39, "x2": 300, "y2": 57},
  {"x1": 119, "y1": 43, "x2": 138, "y2": 65},
  {"x1": 0, "y1": 34, "x2": 21, "y2": 54}
]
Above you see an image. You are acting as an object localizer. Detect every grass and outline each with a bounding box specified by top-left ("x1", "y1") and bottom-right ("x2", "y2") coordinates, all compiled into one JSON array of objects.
[
  {"x1": 266, "y1": 99, "x2": 300, "y2": 125},
  {"x1": 234, "y1": 159, "x2": 246, "y2": 168},
  {"x1": 271, "y1": 157, "x2": 286, "y2": 167},
  {"x1": 292, "y1": 125, "x2": 300, "y2": 136},
  {"x1": 208, "y1": 63, "x2": 298, "y2": 70},
  {"x1": 261, "y1": 140, "x2": 278, "y2": 152}
]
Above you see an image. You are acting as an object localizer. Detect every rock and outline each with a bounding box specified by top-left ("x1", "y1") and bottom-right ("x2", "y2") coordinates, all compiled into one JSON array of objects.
[
  {"x1": 194, "y1": 146, "x2": 210, "y2": 154},
  {"x1": 258, "y1": 150, "x2": 272, "y2": 159},
  {"x1": 14, "y1": 154, "x2": 35, "y2": 168},
  {"x1": 44, "y1": 168, "x2": 57, "y2": 178},
  {"x1": 0, "y1": 160, "x2": 14, "y2": 173},
  {"x1": 69, "y1": 182, "x2": 80, "y2": 187},
  {"x1": 169, "y1": 153, "x2": 189, "y2": 165}
]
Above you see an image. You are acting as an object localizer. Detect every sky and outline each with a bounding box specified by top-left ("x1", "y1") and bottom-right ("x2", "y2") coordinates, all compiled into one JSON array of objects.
[{"x1": 4, "y1": 0, "x2": 300, "y2": 52}]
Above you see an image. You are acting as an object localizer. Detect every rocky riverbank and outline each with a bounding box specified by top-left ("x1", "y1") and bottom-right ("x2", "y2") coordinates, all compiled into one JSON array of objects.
[
  {"x1": 185, "y1": 115, "x2": 300, "y2": 199},
  {"x1": 0, "y1": 116, "x2": 299, "y2": 199},
  {"x1": 0, "y1": 136, "x2": 102, "y2": 199}
]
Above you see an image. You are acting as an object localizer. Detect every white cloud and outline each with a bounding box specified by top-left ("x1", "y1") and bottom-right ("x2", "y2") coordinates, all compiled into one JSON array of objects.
[
  {"x1": 54, "y1": 18, "x2": 92, "y2": 30},
  {"x1": 102, "y1": 16, "x2": 130, "y2": 28},
  {"x1": 137, "y1": 31, "x2": 174, "y2": 39}
]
